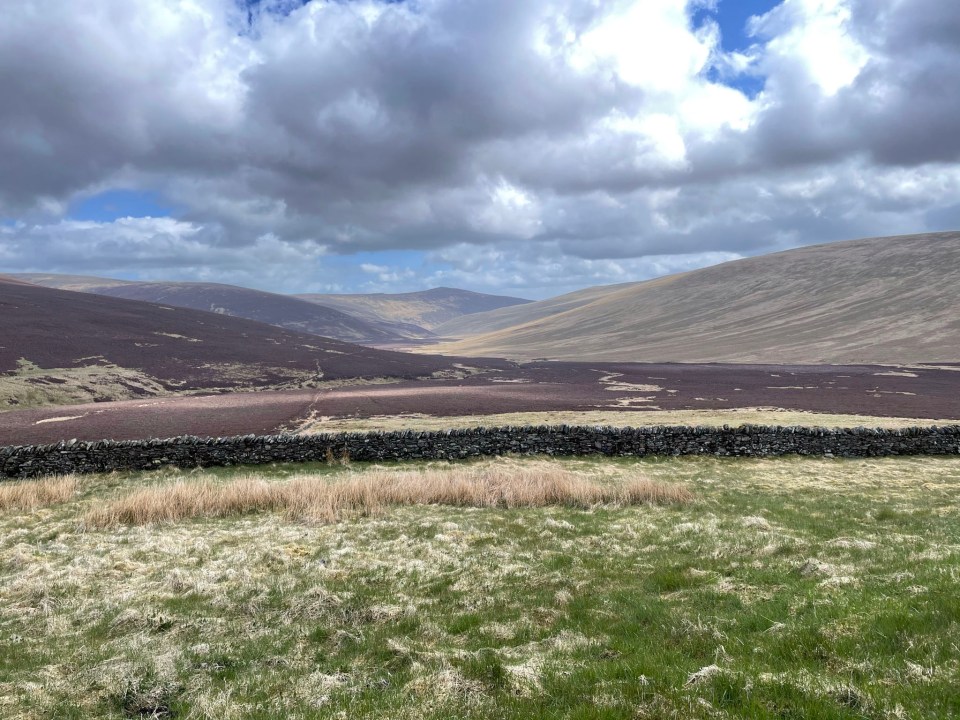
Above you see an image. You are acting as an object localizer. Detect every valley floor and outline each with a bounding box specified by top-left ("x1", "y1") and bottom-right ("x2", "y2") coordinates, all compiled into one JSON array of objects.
[
  {"x1": 2, "y1": 455, "x2": 959, "y2": 718},
  {"x1": 2, "y1": 361, "x2": 958, "y2": 445}
]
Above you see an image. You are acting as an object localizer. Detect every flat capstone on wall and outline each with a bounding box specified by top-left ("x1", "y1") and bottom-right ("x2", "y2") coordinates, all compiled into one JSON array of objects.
[{"x1": 1, "y1": 424, "x2": 959, "y2": 480}]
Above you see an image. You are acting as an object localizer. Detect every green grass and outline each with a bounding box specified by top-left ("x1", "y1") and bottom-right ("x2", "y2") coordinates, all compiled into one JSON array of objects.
[{"x1": 1, "y1": 455, "x2": 960, "y2": 718}]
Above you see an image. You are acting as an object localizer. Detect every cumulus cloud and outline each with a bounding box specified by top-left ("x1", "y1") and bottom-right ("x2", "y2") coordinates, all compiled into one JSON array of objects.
[
  {"x1": 0, "y1": 0, "x2": 957, "y2": 297},
  {"x1": 424, "y1": 242, "x2": 745, "y2": 298},
  {"x1": 0, "y1": 218, "x2": 328, "y2": 291}
]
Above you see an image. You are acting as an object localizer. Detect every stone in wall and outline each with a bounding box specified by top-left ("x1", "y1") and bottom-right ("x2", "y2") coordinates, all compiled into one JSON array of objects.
[{"x1": 1, "y1": 424, "x2": 959, "y2": 480}]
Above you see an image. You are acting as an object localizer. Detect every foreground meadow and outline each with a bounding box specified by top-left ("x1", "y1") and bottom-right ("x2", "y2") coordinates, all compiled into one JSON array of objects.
[{"x1": 1, "y1": 456, "x2": 959, "y2": 719}]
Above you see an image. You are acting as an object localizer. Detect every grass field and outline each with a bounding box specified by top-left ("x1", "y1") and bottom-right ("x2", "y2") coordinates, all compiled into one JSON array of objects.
[{"x1": 2, "y1": 455, "x2": 959, "y2": 718}]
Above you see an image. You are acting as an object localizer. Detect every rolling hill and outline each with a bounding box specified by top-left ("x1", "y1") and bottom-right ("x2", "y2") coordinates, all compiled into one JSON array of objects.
[
  {"x1": 9, "y1": 273, "x2": 136, "y2": 292},
  {"x1": 14, "y1": 276, "x2": 427, "y2": 344},
  {"x1": 434, "y1": 281, "x2": 640, "y2": 338},
  {"x1": 0, "y1": 277, "x2": 457, "y2": 410},
  {"x1": 296, "y1": 287, "x2": 531, "y2": 331},
  {"x1": 422, "y1": 232, "x2": 960, "y2": 364}
]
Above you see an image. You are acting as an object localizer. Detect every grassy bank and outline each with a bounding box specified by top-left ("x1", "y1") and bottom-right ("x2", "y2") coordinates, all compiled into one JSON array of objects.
[
  {"x1": 1, "y1": 455, "x2": 959, "y2": 718},
  {"x1": 295, "y1": 408, "x2": 951, "y2": 433}
]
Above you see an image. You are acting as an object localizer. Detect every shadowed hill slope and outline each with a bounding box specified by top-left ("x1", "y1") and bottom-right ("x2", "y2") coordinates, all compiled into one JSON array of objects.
[
  {"x1": 14, "y1": 276, "x2": 425, "y2": 344},
  {"x1": 423, "y1": 232, "x2": 960, "y2": 364},
  {"x1": 296, "y1": 287, "x2": 531, "y2": 331},
  {"x1": 0, "y1": 278, "x2": 459, "y2": 409}
]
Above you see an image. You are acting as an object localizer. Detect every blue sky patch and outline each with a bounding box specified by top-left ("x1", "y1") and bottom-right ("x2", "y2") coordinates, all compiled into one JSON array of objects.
[
  {"x1": 318, "y1": 249, "x2": 429, "y2": 292},
  {"x1": 695, "y1": 0, "x2": 781, "y2": 97},
  {"x1": 694, "y1": 0, "x2": 782, "y2": 53},
  {"x1": 69, "y1": 189, "x2": 175, "y2": 223}
]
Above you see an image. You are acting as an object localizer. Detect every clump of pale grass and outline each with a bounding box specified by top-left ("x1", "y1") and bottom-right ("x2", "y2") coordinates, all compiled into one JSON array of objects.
[
  {"x1": 0, "y1": 475, "x2": 77, "y2": 511},
  {"x1": 84, "y1": 463, "x2": 691, "y2": 527},
  {"x1": 84, "y1": 477, "x2": 284, "y2": 528}
]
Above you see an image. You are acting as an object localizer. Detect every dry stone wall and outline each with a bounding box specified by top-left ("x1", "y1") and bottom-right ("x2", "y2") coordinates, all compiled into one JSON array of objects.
[{"x1": 2, "y1": 424, "x2": 960, "y2": 479}]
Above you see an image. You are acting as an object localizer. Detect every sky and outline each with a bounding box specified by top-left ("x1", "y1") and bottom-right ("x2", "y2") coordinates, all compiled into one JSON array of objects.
[{"x1": 1, "y1": 0, "x2": 958, "y2": 299}]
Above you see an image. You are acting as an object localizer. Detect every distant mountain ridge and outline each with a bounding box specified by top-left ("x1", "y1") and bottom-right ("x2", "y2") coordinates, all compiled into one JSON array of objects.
[
  {"x1": 296, "y1": 287, "x2": 531, "y2": 331},
  {"x1": 14, "y1": 275, "x2": 424, "y2": 344},
  {"x1": 423, "y1": 231, "x2": 960, "y2": 365},
  {"x1": 15, "y1": 275, "x2": 530, "y2": 345},
  {"x1": 0, "y1": 277, "x2": 456, "y2": 409}
]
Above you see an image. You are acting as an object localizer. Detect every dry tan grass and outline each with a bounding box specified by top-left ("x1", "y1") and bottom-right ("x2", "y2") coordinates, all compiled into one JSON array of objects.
[
  {"x1": 296, "y1": 408, "x2": 948, "y2": 434},
  {"x1": 0, "y1": 475, "x2": 77, "y2": 511},
  {"x1": 84, "y1": 464, "x2": 690, "y2": 527}
]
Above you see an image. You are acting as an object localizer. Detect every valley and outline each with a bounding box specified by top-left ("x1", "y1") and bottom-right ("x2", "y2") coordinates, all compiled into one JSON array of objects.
[
  {"x1": 5, "y1": 6, "x2": 959, "y2": 717},
  {"x1": 1, "y1": 359, "x2": 957, "y2": 446},
  {"x1": 5, "y1": 232, "x2": 959, "y2": 445},
  {"x1": 3, "y1": 238, "x2": 960, "y2": 720}
]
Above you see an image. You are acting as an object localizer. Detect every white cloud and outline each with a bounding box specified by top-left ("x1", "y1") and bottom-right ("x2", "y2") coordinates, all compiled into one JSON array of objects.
[
  {"x1": 1, "y1": 217, "x2": 328, "y2": 292},
  {"x1": 360, "y1": 263, "x2": 389, "y2": 274},
  {"x1": 427, "y1": 241, "x2": 744, "y2": 298},
  {"x1": 0, "y1": 0, "x2": 957, "y2": 296},
  {"x1": 752, "y1": 0, "x2": 868, "y2": 96},
  {"x1": 467, "y1": 179, "x2": 542, "y2": 238}
]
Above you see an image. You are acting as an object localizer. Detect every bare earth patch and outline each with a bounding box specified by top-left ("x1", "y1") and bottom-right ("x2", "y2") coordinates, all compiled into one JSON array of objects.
[{"x1": 33, "y1": 415, "x2": 87, "y2": 425}]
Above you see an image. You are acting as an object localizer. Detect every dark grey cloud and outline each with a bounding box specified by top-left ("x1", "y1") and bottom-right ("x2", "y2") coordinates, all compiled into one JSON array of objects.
[
  {"x1": 0, "y1": 0, "x2": 958, "y2": 296},
  {"x1": 734, "y1": 0, "x2": 960, "y2": 172}
]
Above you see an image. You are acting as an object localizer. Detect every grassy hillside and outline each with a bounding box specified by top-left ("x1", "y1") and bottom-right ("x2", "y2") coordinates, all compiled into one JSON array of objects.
[
  {"x1": 297, "y1": 287, "x2": 531, "y2": 331},
  {"x1": 2, "y1": 455, "x2": 959, "y2": 717},
  {"x1": 12, "y1": 273, "x2": 135, "y2": 292},
  {"x1": 425, "y1": 232, "x2": 960, "y2": 364},
  {"x1": 435, "y1": 281, "x2": 640, "y2": 338},
  {"x1": 0, "y1": 278, "x2": 454, "y2": 410}
]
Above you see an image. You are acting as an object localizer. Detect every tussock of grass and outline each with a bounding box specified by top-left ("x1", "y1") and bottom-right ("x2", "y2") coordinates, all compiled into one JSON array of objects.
[
  {"x1": 84, "y1": 464, "x2": 690, "y2": 527},
  {"x1": 0, "y1": 475, "x2": 77, "y2": 511}
]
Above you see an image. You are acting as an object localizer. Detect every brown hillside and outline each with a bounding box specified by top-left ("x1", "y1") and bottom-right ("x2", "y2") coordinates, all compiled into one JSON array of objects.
[
  {"x1": 15, "y1": 276, "x2": 423, "y2": 344},
  {"x1": 434, "y1": 281, "x2": 643, "y2": 338},
  {"x1": 423, "y1": 232, "x2": 960, "y2": 364},
  {"x1": 0, "y1": 278, "x2": 458, "y2": 409}
]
